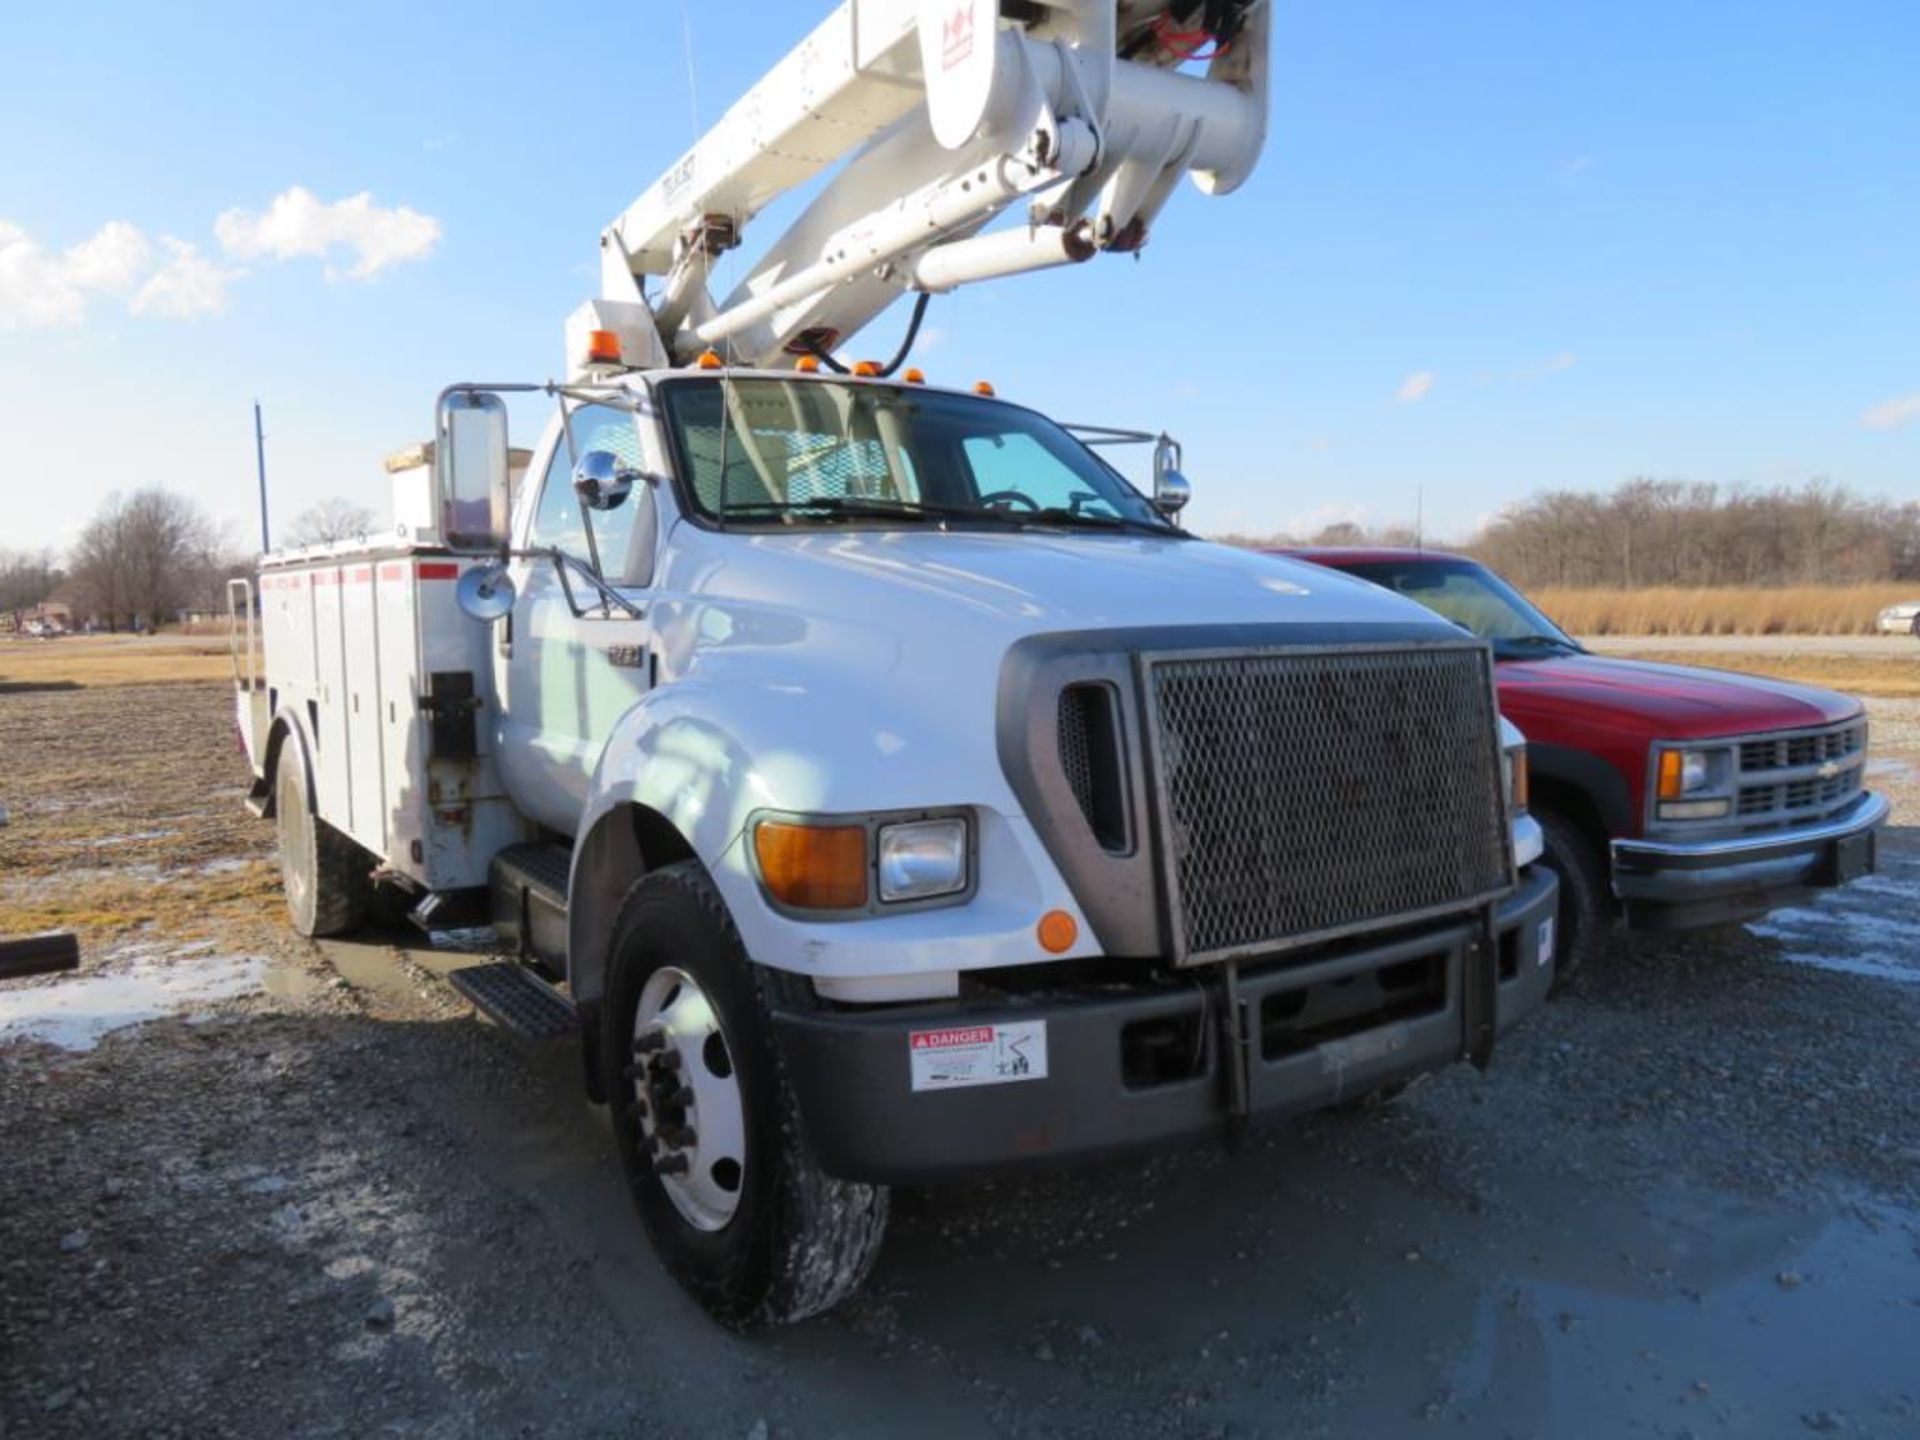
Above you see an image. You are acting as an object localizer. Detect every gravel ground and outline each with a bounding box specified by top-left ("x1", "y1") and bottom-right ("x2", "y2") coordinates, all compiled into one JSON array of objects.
[{"x1": 2, "y1": 682, "x2": 1918, "y2": 1438}]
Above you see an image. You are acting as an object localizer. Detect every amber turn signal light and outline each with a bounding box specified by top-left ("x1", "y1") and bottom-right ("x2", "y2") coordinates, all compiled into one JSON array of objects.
[
  {"x1": 754, "y1": 821, "x2": 868, "y2": 910},
  {"x1": 1037, "y1": 910, "x2": 1077, "y2": 954},
  {"x1": 1656, "y1": 749, "x2": 1685, "y2": 800}
]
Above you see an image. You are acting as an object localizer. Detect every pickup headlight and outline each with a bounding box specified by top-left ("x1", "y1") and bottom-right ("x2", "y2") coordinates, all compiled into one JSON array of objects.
[
  {"x1": 877, "y1": 818, "x2": 969, "y2": 902},
  {"x1": 1651, "y1": 743, "x2": 1735, "y2": 821}
]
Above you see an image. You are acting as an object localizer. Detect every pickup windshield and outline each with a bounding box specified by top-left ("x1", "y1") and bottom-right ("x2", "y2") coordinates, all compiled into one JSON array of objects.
[
  {"x1": 657, "y1": 377, "x2": 1175, "y2": 534},
  {"x1": 1331, "y1": 557, "x2": 1583, "y2": 658}
]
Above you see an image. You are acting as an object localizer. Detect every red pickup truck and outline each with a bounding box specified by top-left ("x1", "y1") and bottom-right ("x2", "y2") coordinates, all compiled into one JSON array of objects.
[{"x1": 1281, "y1": 548, "x2": 1889, "y2": 981}]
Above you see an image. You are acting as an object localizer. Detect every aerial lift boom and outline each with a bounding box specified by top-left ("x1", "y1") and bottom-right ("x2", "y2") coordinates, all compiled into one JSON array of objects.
[{"x1": 575, "y1": 0, "x2": 1270, "y2": 374}]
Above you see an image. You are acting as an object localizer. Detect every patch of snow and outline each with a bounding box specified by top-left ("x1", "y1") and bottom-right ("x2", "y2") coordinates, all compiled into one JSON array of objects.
[{"x1": 0, "y1": 953, "x2": 267, "y2": 1052}]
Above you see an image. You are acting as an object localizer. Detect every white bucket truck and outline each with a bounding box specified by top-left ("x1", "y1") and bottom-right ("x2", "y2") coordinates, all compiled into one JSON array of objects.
[{"x1": 233, "y1": 0, "x2": 1556, "y2": 1328}]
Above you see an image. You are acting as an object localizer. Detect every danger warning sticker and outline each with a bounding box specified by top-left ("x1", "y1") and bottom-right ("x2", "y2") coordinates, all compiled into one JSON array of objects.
[{"x1": 909, "y1": 1021, "x2": 1048, "y2": 1093}]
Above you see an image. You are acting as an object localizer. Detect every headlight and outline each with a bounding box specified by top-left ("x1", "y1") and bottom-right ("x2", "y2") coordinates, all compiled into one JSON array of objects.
[
  {"x1": 877, "y1": 818, "x2": 970, "y2": 902},
  {"x1": 751, "y1": 811, "x2": 973, "y2": 913},
  {"x1": 1652, "y1": 744, "x2": 1733, "y2": 821}
]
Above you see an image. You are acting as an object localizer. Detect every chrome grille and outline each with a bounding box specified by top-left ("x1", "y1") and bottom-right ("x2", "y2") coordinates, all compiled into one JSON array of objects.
[
  {"x1": 1734, "y1": 719, "x2": 1867, "y2": 830},
  {"x1": 1144, "y1": 645, "x2": 1513, "y2": 965}
]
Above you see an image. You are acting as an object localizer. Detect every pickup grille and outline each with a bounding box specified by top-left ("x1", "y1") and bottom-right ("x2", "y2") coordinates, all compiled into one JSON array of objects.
[
  {"x1": 1144, "y1": 645, "x2": 1512, "y2": 965},
  {"x1": 1732, "y1": 720, "x2": 1867, "y2": 830}
]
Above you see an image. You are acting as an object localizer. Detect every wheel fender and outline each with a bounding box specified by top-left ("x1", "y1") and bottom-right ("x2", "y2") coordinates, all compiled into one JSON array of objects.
[
  {"x1": 567, "y1": 680, "x2": 765, "y2": 1009},
  {"x1": 261, "y1": 705, "x2": 319, "y2": 818}
]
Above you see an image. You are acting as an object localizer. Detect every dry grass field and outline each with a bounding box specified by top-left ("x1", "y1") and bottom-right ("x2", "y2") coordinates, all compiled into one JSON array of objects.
[
  {"x1": 1529, "y1": 583, "x2": 1915, "y2": 637},
  {"x1": 0, "y1": 634, "x2": 234, "y2": 690}
]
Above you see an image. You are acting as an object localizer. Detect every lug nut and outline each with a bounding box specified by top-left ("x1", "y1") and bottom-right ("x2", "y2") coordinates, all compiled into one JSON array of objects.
[
  {"x1": 654, "y1": 1153, "x2": 690, "y2": 1177},
  {"x1": 632, "y1": 1030, "x2": 667, "y2": 1056},
  {"x1": 651, "y1": 1050, "x2": 682, "y2": 1073},
  {"x1": 660, "y1": 1125, "x2": 698, "y2": 1149},
  {"x1": 653, "y1": 1084, "x2": 694, "y2": 1110}
]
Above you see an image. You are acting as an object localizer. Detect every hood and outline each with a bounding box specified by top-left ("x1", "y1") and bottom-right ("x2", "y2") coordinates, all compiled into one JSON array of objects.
[
  {"x1": 668, "y1": 526, "x2": 1449, "y2": 637},
  {"x1": 1496, "y1": 652, "x2": 1863, "y2": 740}
]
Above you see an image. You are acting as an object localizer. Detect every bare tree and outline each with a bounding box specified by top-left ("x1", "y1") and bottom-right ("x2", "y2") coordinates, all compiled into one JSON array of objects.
[
  {"x1": 69, "y1": 488, "x2": 217, "y2": 631},
  {"x1": 0, "y1": 548, "x2": 59, "y2": 629},
  {"x1": 283, "y1": 497, "x2": 376, "y2": 547}
]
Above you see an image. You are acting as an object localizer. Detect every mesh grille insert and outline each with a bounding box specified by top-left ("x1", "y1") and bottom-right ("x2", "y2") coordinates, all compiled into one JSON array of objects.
[
  {"x1": 1057, "y1": 683, "x2": 1129, "y2": 853},
  {"x1": 1146, "y1": 646, "x2": 1511, "y2": 963}
]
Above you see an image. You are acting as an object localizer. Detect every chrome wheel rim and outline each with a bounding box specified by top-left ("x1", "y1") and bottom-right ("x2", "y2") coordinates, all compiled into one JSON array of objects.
[{"x1": 632, "y1": 966, "x2": 745, "y2": 1231}]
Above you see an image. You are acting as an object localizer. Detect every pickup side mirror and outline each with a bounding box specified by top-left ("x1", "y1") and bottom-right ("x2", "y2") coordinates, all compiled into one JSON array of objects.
[
  {"x1": 573, "y1": 450, "x2": 640, "y2": 512},
  {"x1": 436, "y1": 390, "x2": 512, "y2": 551}
]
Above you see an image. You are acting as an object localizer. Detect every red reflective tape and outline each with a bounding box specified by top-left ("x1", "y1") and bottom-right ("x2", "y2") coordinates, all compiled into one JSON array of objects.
[
  {"x1": 350, "y1": 567, "x2": 373, "y2": 582},
  {"x1": 378, "y1": 563, "x2": 406, "y2": 581},
  {"x1": 417, "y1": 562, "x2": 459, "y2": 581}
]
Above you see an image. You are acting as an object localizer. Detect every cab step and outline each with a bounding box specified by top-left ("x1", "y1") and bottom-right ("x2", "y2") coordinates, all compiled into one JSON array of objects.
[
  {"x1": 490, "y1": 841, "x2": 572, "y2": 971},
  {"x1": 449, "y1": 961, "x2": 577, "y2": 1040}
]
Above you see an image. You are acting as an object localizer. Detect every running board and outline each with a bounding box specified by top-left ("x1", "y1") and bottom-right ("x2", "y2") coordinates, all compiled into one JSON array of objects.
[{"x1": 449, "y1": 961, "x2": 578, "y2": 1040}]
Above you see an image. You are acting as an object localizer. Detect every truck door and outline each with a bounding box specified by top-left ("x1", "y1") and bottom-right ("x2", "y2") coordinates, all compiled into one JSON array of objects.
[{"x1": 493, "y1": 404, "x2": 655, "y2": 835}]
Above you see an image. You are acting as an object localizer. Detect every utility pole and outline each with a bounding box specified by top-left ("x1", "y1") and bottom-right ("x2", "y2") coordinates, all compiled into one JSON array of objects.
[{"x1": 253, "y1": 400, "x2": 270, "y2": 554}]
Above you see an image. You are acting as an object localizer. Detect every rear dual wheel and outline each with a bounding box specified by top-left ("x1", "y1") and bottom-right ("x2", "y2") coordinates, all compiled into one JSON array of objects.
[
  {"x1": 601, "y1": 862, "x2": 888, "y2": 1330},
  {"x1": 273, "y1": 742, "x2": 371, "y2": 938}
]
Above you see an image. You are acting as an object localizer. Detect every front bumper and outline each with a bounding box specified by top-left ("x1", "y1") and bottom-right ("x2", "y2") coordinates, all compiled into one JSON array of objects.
[
  {"x1": 772, "y1": 866, "x2": 1558, "y2": 1185},
  {"x1": 1610, "y1": 791, "x2": 1889, "y2": 929}
]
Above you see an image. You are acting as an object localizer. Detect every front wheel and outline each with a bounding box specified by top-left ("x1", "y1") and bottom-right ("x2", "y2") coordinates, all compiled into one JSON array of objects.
[
  {"x1": 600, "y1": 862, "x2": 889, "y2": 1330},
  {"x1": 1534, "y1": 806, "x2": 1613, "y2": 990}
]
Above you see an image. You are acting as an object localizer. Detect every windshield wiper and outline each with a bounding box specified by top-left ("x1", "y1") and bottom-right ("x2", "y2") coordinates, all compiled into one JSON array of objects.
[
  {"x1": 720, "y1": 497, "x2": 1023, "y2": 526},
  {"x1": 1497, "y1": 634, "x2": 1581, "y2": 654},
  {"x1": 1022, "y1": 507, "x2": 1176, "y2": 537}
]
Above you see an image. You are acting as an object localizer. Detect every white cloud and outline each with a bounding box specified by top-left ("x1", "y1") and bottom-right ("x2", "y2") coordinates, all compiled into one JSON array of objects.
[
  {"x1": 0, "y1": 219, "x2": 153, "y2": 329},
  {"x1": 132, "y1": 238, "x2": 238, "y2": 319},
  {"x1": 1861, "y1": 390, "x2": 1920, "y2": 432},
  {"x1": 216, "y1": 186, "x2": 442, "y2": 280},
  {"x1": 1394, "y1": 370, "x2": 1435, "y2": 404}
]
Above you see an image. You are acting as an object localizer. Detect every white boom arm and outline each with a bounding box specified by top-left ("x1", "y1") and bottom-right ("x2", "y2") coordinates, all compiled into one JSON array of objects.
[{"x1": 575, "y1": 0, "x2": 1269, "y2": 374}]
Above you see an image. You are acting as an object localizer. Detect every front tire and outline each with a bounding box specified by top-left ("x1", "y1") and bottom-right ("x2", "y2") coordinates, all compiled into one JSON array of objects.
[
  {"x1": 273, "y1": 743, "x2": 370, "y2": 938},
  {"x1": 600, "y1": 862, "x2": 889, "y2": 1330},
  {"x1": 1534, "y1": 806, "x2": 1612, "y2": 989}
]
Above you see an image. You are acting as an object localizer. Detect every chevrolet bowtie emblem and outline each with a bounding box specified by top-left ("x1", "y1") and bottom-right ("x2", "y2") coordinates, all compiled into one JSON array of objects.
[{"x1": 1816, "y1": 760, "x2": 1840, "y2": 780}]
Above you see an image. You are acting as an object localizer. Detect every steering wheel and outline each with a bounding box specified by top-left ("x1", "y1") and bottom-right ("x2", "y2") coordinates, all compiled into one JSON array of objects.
[{"x1": 976, "y1": 490, "x2": 1040, "y2": 512}]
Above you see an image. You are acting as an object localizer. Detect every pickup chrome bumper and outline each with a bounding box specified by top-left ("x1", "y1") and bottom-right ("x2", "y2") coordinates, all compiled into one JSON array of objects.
[
  {"x1": 1609, "y1": 791, "x2": 1889, "y2": 929},
  {"x1": 770, "y1": 867, "x2": 1557, "y2": 1185}
]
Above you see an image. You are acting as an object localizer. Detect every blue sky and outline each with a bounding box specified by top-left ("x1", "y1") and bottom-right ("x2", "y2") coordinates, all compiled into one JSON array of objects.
[{"x1": 2, "y1": 1, "x2": 1916, "y2": 553}]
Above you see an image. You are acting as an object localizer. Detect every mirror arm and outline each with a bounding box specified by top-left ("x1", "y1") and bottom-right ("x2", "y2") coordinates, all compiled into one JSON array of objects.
[{"x1": 540, "y1": 548, "x2": 644, "y2": 620}]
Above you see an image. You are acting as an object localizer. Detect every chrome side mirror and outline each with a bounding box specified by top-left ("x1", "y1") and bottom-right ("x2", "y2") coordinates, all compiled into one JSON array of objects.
[
  {"x1": 454, "y1": 562, "x2": 517, "y2": 623},
  {"x1": 436, "y1": 390, "x2": 512, "y2": 551},
  {"x1": 1152, "y1": 470, "x2": 1192, "y2": 519},
  {"x1": 573, "y1": 450, "x2": 640, "y2": 512},
  {"x1": 1151, "y1": 433, "x2": 1191, "y2": 519}
]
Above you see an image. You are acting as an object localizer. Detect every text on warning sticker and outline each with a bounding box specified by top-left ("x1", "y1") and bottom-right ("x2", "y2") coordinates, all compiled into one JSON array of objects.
[{"x1": 910, "y1": 1026, "x2": 996, "y2": 1051}]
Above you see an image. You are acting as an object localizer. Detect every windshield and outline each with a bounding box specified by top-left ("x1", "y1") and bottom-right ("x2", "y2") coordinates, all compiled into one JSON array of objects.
[
  {"x1": 657, "y1": 377, "x2": 1174, "y2": 534},
  {"x1": 1331, "y1": 558, "x2": 1582, "y2": 657}
]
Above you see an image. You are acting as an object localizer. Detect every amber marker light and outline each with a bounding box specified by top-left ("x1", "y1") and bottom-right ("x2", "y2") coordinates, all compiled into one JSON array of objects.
[
  {"x1": 586, "y1": 329, "x2": 622, "y2": 364},
  {"x1": 973, "y1": 380, "x2": 996, "y2": 397},
  {"x1": 695, "y1": 349, "x2": 725, "y2": 370},
  {"x1": 795, "y1": 354, "x2": 821, "y2": 373},
  {"x1": 1656, "y1": 749, "x2": 1686, "y2": 800},
  {"x1": 903, "y1": 367, "x2": 926, "y2": 384},
  {"x1": 753, "y1": 820, "x2": 868, "y2": 910},
  {"x1": 1037, "y1": 910, "x2": 1078, "y2": 954},
  {"x1": 852, "y1": 359, "x2": 882, "y2": 377}
]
